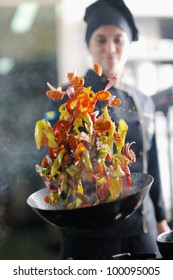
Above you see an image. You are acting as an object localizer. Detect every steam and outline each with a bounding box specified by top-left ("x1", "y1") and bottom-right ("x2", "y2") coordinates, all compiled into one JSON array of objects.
[{"x1": 0, "y1": 55, "x2": 57, "y2": 257}]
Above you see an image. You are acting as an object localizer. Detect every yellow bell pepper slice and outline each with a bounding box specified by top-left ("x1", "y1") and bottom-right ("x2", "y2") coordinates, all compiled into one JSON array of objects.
[{"x1": 35, "y1": 119, "x2": 57, "y2": 150}]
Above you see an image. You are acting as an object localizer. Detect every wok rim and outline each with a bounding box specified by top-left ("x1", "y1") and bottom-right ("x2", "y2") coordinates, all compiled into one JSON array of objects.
[
  {"x1": 157, "y1": 230, "x2": 173, "y2": 244},
  {"x1": 27, "y1": 172, "x2": 154, "y2": 212}
]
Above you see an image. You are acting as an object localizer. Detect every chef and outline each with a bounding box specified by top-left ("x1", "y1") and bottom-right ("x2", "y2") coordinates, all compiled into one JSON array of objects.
[{"x1": 43, "y1": 0, "x2": 170, "y2": 259}]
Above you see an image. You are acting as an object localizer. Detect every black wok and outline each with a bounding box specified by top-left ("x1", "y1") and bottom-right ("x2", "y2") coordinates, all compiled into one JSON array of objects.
[
  {"x1": 157, "y1": 230, "x2": 173, "y2": 259},
  {"x1": 27, "y1": 173, "x2": 153, "y2": 230}
]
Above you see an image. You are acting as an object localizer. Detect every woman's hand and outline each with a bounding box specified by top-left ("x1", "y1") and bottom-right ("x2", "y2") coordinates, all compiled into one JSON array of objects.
[{"x1": 157, "y1": 219, "x2": 171, "y2": 235}]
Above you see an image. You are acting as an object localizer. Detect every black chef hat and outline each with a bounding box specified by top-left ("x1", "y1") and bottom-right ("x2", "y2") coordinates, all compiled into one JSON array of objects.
[{"x1": 84, "y1": 0, "x2": 138, "y2": 45}]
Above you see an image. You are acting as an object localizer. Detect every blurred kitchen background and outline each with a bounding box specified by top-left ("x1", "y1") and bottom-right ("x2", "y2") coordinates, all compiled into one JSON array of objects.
[{"x1": 0, "y1": 0, "x2": 173, "y2": 259}]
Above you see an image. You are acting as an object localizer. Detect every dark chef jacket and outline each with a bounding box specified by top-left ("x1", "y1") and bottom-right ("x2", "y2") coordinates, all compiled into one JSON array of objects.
[{"x1": 42, "y1": 69, "x2": 166, "y2": 256}]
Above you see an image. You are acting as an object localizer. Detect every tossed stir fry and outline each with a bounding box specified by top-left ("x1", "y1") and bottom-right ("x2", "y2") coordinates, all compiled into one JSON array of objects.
[{"x1": 35, "y1": 64, "x2": 136, "y2": 208}]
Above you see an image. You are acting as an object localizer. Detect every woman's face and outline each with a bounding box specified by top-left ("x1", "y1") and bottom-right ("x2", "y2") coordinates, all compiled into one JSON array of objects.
[{"x1": 88, "y1": 25, "x2": 130, "y2": 81}]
